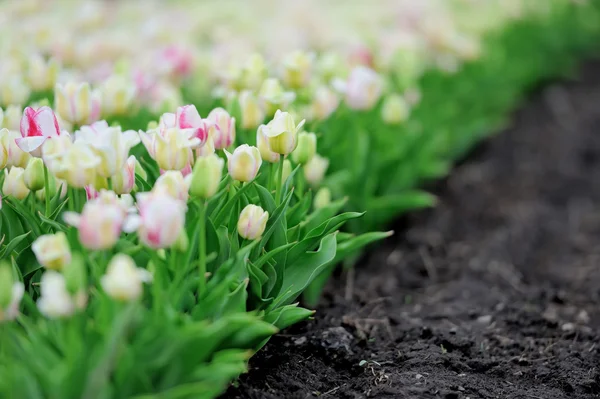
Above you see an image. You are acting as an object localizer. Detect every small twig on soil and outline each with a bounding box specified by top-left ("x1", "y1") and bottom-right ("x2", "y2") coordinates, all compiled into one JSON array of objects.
[
  {"x1": 419, "y1": 247, "x2": 438, "y2": 281},
  {"x1": 322, "y1": 385, "x2": 342, "y2": 396},
  {"x1": 345, "y1": 267, "x2": 355, "y2": 301}
]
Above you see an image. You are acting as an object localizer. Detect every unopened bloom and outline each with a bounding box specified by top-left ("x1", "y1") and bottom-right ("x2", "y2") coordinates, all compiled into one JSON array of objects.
[
  {"x1": 54, "y1": 141, "x2": 101, "y2": 187},
  {"x1": 125, "y1": 192, "x2": 186, "y2": 249},
  {"x1": 3, "y1": 129, "x2": 30, "y2": 168},
  {"x1": 262, "y1": 110, "x2": 305, "y2": 155},
  {"x1": 2, "y1": 105, "x2": 22, "y2": 130},
  {"x1": 259, "y1": 78, "x2": 296, "y2": 115},
  {"x1": 140, "y1": 126, "x2": 201, "y2": 171},
  {"x1": 237, "y1": 204, "x2": 269, "y2": 240},
  {"x1": 63, "y1": 200, "x2": 125, "y2": 250},
  {"x1": 256, "y1": 125, "x2": 280, "y2": 163},
  {"x1": 207, "y1": 107, "x2": 236, "y2": 150},
  {"x1": 0, "y1": 76, "x2": 30, "y2": 107},
  {"x1": 225, "y1": 144, "x2": 262, "y2": 182},
  {"x1": 100, "y1": 75, "x2": 136, "y2": 116},
  {"x1": 3, "y1": 167, "x2": 29, "y2": 200},
  {"x1": 17, "y1": 106, "x2": 62, "y2": 157},
  {"x1": 153, "y1": 171, "x2": 191, "y2": 202},
  {"x1": 281, "y1": 50, "x2": 314, "y2": 89},
  {"x1": 101, "y1": 254, "x2": 152, "y2": 301},
  {"x1": 31, "y1": 232, "x2": 72, "y2": 271},
  {"x1": 314, "y1": 187, "x2": 332, "y2": 209},
  {"x1": 112, "y1": 155, "x2": 136, "y2": 195},
  {"x1": 291, "y1": 132, "x2": 316, "y2": 165},
  {"x1": 190, "y1": 153, "x2": 224, "y2": 199},
  {"x1": 304, "y1": 154, "x2": 329, "y2": 186},
  {"x1": 55, "y1": 82, "x2": 97, "y2": 125},
  {"x1": 23, "y1": 157, "x2": 44, "y2": 191},
  {"x1": 381, "y1": 94, "x2": 410, "y2": 125},
  {"x1": 0, "y1": 128, "x2": 8, "y2": 169},
  {"x1": 76, "y1": 123, "x2": 140, "y2": 177},
  {"x1": 27, "y1": 54, "x2": 59, "y2": 91},
  {"x1": 310, "y1": 86, "x2": 340, "y2": 121},
  {"x1": 343, "y1": 66, "x2": 383, "y2": 110},
  {"x1": 37, "y1": 271, "x2": 77, "y2": 318},
  {"x1": 239, "y1": 90, "x2": 265, "y2": 129}
]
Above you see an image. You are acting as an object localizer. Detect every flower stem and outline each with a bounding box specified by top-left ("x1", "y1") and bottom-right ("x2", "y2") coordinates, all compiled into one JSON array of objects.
[
  {"x1": 267, "y1": 162, "x2": 274, "y2": 192},
  {"x1": 197, "y1": 200, "x2": 207, "y2": 298},
  {"x1": 275, "y1": 156, "x2": 284, "y2": 205},
  {"x1": 43, "y1": 164, "x2": 50, "y2": 217}
]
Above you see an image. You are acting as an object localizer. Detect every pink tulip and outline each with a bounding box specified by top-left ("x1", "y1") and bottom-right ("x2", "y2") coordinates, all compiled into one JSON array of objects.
[
  {"x1": 112, "y1": 155, "x2": 136, "y2": 195},
  {"x1": 125, "y1": 191, "x2": 186, "y2": 249},
  {"x1": 17, "y1": 106, "x2": 61, "y2": 157},
  {"x1": 344, "y1": 66, "x2": 383, "y2": 111},
  {"x1": 207, "y1": 107, "x2": 236, "y2": 150},
  {"x1": 63, "y1": 200, "x2": 126, "y2": 250}
]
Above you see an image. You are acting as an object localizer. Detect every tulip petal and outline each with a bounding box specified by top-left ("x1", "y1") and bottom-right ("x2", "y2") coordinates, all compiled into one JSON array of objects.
[
  {"x1": 15, "y1": 136, "x2": 47, "y2": 153},
  {"x1": 63, "y1": 211, "x2": 82, "y2": 227}
]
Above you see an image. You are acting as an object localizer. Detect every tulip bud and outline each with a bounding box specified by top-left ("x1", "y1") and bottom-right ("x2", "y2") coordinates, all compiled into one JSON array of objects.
[
  {"x1": 23, "y1": 157, "x2": 45, "y2": 191},
  {"x1": 3, "y1": 167, "x2": 30, "y2": 200},
  {"x1": 344, "y1": 66, "x2": 383, "y2": 110},
  {"x1": 112, "y1": 155, "x2": 136, "y2": 195},
  {"x1": 31, "y1": 232, "x2": 72, "y2": 271},
  {"x1": 63, "y1": 201, "x2": 125, "y2": 250},
  {"x1": 63, "y1": 253, "x2": 87, "y2": 295},
  {"x1": 207, "y1": 107, "x2": 236, "y2": 150},
  {"x1": 225, "y1": 144, "x2": 262, "y2": 182},
  {"x1": 100, "y1": 75, "x2": 136, "y2": 116},
  {"x1": 281, "y1": 159, "x2": 292, "y2": 185},
  {"x1": 282, "y1": 50, "x2": 314, "y2": 89},
  {"x1": 37, "y1": 271, "x2": 77, "y2": 318},
  {"x1": 190, "y1": 154, "x2": 224, "y2": 199},
  {"x1": 381, "y1": 94, "x2": 410, "y2": 125},
  {"x1": 153, "y1": 170, "x2": 190, "y2": 202},
  {"x1": 291, "y1": 132, "x2": 316, "y2": 165},
  {"x1": 0, "y1": 128, "x2": 9, "y2": 169},
  {"x1": 0, "y1": 261, "x2": 24, "y2": 322},
  {"x1": 256, "y1": 125, "x2": 280, "y2": 163},
  {"x1": 173, "y1": 230, "x2": 189, "y2": 253},
  {"x1": 239, "y1": 90, "x2": 265, "y2": 129},
  {"x1": 237, "y1": 204, "x2": 269, "y2": 240},
  {"x1": 310, "y1": 86, "x2": 340, "y2": 121},
  {"x1": 18, "y1": 106, "x2": 62, "y2": 157},
  {"x1": 54, "y1": 82, "x2": 96, "y2": 126},
  {"x1": 27, "y1": 55, "x2": 59, "y2": 92},
  {"x1": 0, "y1": 76, "x2": 30, "y2": 107},
  {"x1": 314, "y1": 187, "x2": 332, "y2": 209},
  {"x1": 259, "y1": 78, "x2": 296, "y2": 116},
  {"x1": 263, "y1": 110, "x2": 306, "y2": 155},
  {"x1": 2, "y1": 105, "x2": 22, "y2": 130},
  {"x1": 101, "y1": 254, "x2": 152, "y2": 301},
  {"x1": 3, "y1": 130, "x2": 30, "y2": 168},
  {"x1": 304, "y1": 154, "x2": 329, "y2": 187}
]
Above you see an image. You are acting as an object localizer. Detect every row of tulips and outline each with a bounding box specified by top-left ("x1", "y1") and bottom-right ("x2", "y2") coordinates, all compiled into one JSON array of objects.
[{"x1": 1, "y1": 0, "x2": 600, "y2": 398}]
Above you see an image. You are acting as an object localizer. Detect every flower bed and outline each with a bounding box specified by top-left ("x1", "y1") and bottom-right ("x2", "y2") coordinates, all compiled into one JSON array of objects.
[{"x1": 0, "y1": 1, "x2": 599, "y2": 398}]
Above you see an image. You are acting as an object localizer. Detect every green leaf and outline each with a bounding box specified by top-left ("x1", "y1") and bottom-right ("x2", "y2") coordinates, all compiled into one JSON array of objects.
[
  {"x1": 212, "y1": 181, "x2": 255, "y2": 227},
  {"x1": 37, "y1": 211, "x2": 67, "y2": 232},
  {"x1": 0, "y1": 232, "x2": 31, "y2": 259},
  {"x1": 4, "y1": 198, "x2": 43, "y2": 238},
  {"x1": 366, "y1": 190, "x2": 437, "y2": 224},
  {"x1": 301, "y1": 197, "x2": 347, "y2": 235}
]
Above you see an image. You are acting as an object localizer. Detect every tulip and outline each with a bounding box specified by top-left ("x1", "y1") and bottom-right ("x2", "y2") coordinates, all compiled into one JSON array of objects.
[
  {"x1": 314, "y1": 187, "x2": 332, "y2": 209},
  {"x1": 54, "y1": 141, "x2": 101, "y2": 187},
  {"x1": 55, "y1": 82, "x2": 97, "y2": 126},
  {"x1": 291, "y1": 132, "x2": 316, "y2": 165},
  {"x1": 3, "y1": 167, "x2": 29, "y2": 200},
  {"x1": 239, "y1": 90, "x2": 265, "y2": 129},
  {"x1": 0, "y1": 128, "x2": 8, "y2": 169},
  {"x1": 237, "y1": 204, "x2": 269, "y2": 240},
  {"x1": 2, "y1": 105, "x2": 22, "y2": 130},
  {"x1": 310, "y1": 86, "x2": 340, "y2": 121},
  {"x1": 304, "y1": 154, "x2": 329, "y2": 186},
  {"x1": 63, "y1": 200, "x2": 125, "y2": 250},
  {"x1": 189, "y1": 153, "x2": 224, "y2": 199},
  {"x1": 140, "y1": 126, "x2": 200, "y2": 171},
  {"x1": 125, "y1": 191, "x2": 186, "y2": 249},
  {"x1": 76, "y1": 123, "x2": 140, "y2": 177},
  {"x1": 344, "y1": 66, "x2": 383, "y2": 110},
  {"x1": 207, "y1": 107, "x2": 236, "y2": 150},
  {"x1": 381, "y1": 94, "x2": 410, "y2": 125},
  {"x1": 4, "y1": 129, "x2": 31, "y2": 168},
  {"x1": 196, "y1": 135, "x2": 215, "y2": 157},
  {"x1": 0, "y1": 76, "x2": 30, "y2": 107},
  {"x1": 263, "y1": 109, "x2": 305, "y2": 155},
  {"x1": 100, "y1": 75, "x2": 136, "y2": 116},
  {"x1": 23, "y1": 157, "x2": 44, "y2": 191},
  {"x1": 259, "y1": 78, "x2": 296, "y2": 116},
  {"x1": 171, "y1": 105, "x2": 210, "y2": 147},
  {"x1": 27, "y1": 54, "x2": 59, "y2": 92},
  {"x1": 100, "y1": 254, "x2": 152, "y2": 301},
  {"x1": 225, "y1": 144, "x2": 262, "y2": 182},
  {"x1": 37, "y1": 271, "x2": 76, "y2": 318},
  {"x1": 31, "y1": 232, "x2": 72, "y2": 271},
  {"x1": 281, "y1": 50, "x2": 314, "y2": 89},
  {"x1": 240, "y1": 53, "x2": 268, "y2": 90},
  {"x1": 0, "y1": 262, "x2": 23, "y2": 322},
  {"x1": 41, "y1": 134, "x2": 73, "y2": 175},
  {"x1": 112, "y1": 155, "x2": 136, "y2": 195},
  {"x1": 17, "y1": 106, "x2": 62, "y2": 157},
  {"x1": 153, "y1": 170, "x2": 191, "y2": 202},
  {"x1": 256, "y1": 125, "x2": 280, "y2": 163}
]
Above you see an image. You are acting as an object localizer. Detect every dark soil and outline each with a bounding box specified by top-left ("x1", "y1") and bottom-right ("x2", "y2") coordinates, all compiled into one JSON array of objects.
[{"x1": 224, "y1": 62, "x2": 600, "y2": 399}]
